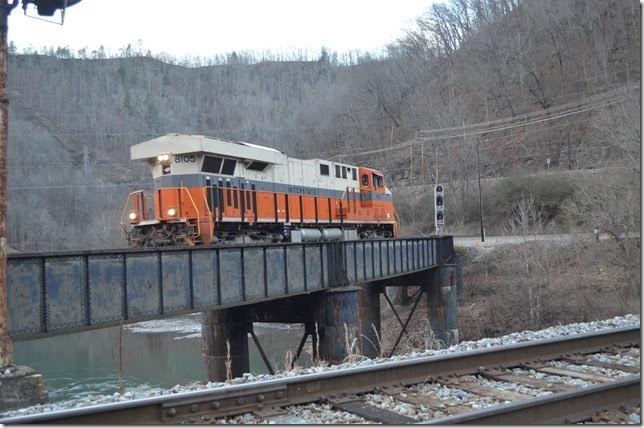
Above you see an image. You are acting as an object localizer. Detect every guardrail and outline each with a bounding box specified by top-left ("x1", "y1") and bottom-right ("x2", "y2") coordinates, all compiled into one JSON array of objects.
[{"x1": 7, "y1": 236, "x2": 453, "y2": 340}]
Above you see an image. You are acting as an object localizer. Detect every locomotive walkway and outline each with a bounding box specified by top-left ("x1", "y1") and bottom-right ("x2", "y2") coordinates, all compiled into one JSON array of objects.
[{"x1": 7, "y1": 236, "x2": 455, "y2": 340}]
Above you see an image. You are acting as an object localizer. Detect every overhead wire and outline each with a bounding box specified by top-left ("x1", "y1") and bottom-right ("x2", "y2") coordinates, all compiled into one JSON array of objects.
[{"x1": 311, "y1": 84, "x2": 638, "y2": 160}]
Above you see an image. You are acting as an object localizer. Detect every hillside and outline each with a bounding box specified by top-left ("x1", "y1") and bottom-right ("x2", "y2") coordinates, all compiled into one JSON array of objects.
[{"x1": 5, "y1": 0, "x2": 640, "y2": 251}]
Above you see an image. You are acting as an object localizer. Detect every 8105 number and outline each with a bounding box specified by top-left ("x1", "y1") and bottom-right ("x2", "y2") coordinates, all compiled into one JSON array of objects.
[{"x1": 174, "y1": 154, "x2": 197, "y2": 163}]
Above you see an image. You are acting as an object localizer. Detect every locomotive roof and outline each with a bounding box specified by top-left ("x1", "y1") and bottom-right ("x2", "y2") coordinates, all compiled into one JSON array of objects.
[{"x1": 130, "y1": 134, "x2": 286, "y2": 164}]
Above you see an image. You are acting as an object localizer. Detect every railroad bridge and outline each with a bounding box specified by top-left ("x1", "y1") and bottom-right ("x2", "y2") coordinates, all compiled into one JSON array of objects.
[{"x1": 6, "y1": 236, "x2": 460, "y2": 387}]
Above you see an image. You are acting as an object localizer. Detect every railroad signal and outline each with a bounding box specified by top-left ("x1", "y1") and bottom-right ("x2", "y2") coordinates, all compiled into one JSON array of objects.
[{"x1": 434, "y1": 184, "x2": 444, "y2": 234}]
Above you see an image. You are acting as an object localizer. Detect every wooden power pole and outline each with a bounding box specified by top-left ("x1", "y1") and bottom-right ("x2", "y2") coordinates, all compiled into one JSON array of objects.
[{"x1": 0, "y1": 0, "x2": 18, "y2": 369}]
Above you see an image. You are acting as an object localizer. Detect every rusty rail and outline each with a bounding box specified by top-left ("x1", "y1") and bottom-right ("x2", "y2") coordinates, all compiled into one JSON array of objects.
[
  {"x1": 425, "y1": 376, "x2": 640, "y2": 424},
  {"x1": 0, "y1": 325, "x2": 638, "y2": 424}
]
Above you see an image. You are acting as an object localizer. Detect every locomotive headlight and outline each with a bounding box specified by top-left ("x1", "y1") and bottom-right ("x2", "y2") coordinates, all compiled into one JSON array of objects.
[
  {"x1": 167, "y1": 208, "x2": 177, "y2": 217},
  {"x1": 157, "y1": 153, "x2": 171, "y2": 163},
  {"x1": 128, "y1": 211, "x2": 139, "y2": 224}
]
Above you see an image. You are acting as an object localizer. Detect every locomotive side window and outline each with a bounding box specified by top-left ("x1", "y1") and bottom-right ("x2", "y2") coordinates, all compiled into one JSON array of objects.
[
  {"x1": 361, "y1": 174, "x2": 369, "y2": 186},
  {"x1": 247, "y1": 161, "x2": 268, "y2": 171},
  {"x1": 335, "y1": 165, "x2": 341, "y2": 178},
  {"x1": 221, "y1": 159, "x2": 237, "y2": 175},
  {"x1": 342, "y1": 166, "x2": 347, "y2": 179},
  {"x1": 202, "y1": 156, "x2": 223, "y2": 173},
  {"x1": 320, "y1": 164, "x2": 329, "y2": 176},
  {"x1": 352, "y1": 168, "x2": 357, "y2": 180},
  {"x1": 373, "y1": 174, "x2": 384, "y2": 187}
]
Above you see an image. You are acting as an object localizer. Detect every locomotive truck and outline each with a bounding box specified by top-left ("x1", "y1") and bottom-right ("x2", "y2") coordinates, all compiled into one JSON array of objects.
[{"x1": 121, "y1": 134, "x2": 399, "y2": 247}]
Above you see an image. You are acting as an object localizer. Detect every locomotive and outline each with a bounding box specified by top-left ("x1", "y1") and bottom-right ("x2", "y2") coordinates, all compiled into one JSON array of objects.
[{"x1": 121, "y1": 134, "x2": 399, "y2": 247}]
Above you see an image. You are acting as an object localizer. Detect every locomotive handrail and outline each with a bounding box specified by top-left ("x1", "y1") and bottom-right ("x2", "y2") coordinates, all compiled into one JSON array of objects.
[
  {"x1": 119, "y1": 190, "x2": 146, "y2": 241},
  {"x1": 200, "y1": 188, "x2": 214, "y2": 243},
  {"x1": 393, "y1": 209, "x2": 401, "y2": 236},
  {"x1": 178, "y1": 186, "x2": 202, "y2": 241}
]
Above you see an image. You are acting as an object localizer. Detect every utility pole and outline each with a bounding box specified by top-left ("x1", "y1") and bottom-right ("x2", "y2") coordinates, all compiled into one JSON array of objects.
[
  {"x1": 0, "y1": 0, "x2": 82, "y2": 371},
  {"x1": 420, "y1": 141, "x2": 425, "y2": 185},
  {"x1": 434, "y1": 142, "x2": 438, "y2": 184},
  {"x1": 476, "y1": 139, "x2": 485, "y2": 243},
  {"x1": 83, "y1": 145, "x2": 90, "y2": 177},
  {"x1": 0, "y1": 0, "x2": 18, "y2": 370},
  {"x1": 409, "y1": 145, "x2": 413, "y2": 187}
]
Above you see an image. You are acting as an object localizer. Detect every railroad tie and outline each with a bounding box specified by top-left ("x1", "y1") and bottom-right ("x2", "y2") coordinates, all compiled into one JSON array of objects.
[
  {"x1": 523, "y1": 364, "x2": 617, "y2": 383},
  {"x1": 329, "y1": 398, "x2": 418, "y2": 424},
  {"x1": 480, "y1": 370, "x2": 574, "y2": 393},
  {"x1": 562, "y1": 356, "x2": 640, "y2": 374},
  {"x1": 591, "y1": 408, "x2": 633, "y2": 424},
  {"x1": 438, "y1": 377, "x2": 532, "y2": 402},
  {"x1": 389, "y1": 388, "x2": 472, "y2": 414}
]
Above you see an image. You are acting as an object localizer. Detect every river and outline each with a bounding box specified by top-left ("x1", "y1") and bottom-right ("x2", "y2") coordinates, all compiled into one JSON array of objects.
[{"x1": 14, "y1": 315, "x2": 312, "y2": 403}]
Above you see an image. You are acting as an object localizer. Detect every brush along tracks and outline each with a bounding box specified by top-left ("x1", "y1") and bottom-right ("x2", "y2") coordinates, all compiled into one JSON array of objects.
[{"x1": 0, "y1": 326, "x2": 639, "y2": 424}]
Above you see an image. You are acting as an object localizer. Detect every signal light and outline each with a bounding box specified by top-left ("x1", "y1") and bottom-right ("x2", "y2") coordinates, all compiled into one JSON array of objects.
[{"x1": 434, "y1": 184, "x2": 445, "y2": 233}]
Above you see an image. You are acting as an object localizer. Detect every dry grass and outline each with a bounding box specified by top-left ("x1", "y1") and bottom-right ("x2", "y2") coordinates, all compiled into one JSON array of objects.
[
  {"x1": 225, "y1": 340, "x2": 232, "y2": 382},
  {"x1": 458, "y1": 238, "x2": 640, "y2": 340},
  {"x1": 343, "y1": 323, "x2": 361, "y2": 364},
  {"x1": 395, "y1": 317, "x2": 444, "y2": 355}
]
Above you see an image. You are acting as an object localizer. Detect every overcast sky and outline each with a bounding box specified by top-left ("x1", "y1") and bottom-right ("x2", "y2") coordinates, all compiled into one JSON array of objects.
[{"x1": 8, "y1": 1, "x2": 433, "y2": 58}]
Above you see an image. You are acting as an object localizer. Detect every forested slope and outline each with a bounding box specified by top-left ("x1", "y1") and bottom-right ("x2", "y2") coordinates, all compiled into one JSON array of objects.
[{"x1": 6, "y1": 0, "x2": 639, "y2": 251}]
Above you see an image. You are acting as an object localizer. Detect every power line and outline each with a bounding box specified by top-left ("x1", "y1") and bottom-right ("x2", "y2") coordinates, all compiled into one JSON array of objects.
[
  {"x1": 416, "y1": 84, "x2": 638, "y2": 137},
  {"x1": 324, "y1": 85, "x2": 637, "y2": 159}
]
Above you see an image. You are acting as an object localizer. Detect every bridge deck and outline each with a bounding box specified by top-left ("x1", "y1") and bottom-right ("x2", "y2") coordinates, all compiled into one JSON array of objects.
[{"x1": 7, "y1": 237, "x2": 453, "y2": 340}]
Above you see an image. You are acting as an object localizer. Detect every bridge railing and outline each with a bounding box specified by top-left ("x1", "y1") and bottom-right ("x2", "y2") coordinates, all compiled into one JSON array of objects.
[{"x1": 7, "y1": 236, "x2": 453, "y2": 340}]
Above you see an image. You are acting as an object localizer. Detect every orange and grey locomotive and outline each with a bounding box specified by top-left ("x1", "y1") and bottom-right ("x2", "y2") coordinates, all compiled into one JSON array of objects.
[{"x1": 121, "y1": 134, "x2": 399, "y2": 247}]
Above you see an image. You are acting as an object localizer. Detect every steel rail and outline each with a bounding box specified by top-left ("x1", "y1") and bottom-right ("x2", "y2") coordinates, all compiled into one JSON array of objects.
[
  {"x1": 0, "y1": 325, "x2": 639, "y2": 424},
  {"x1": 425, "y1": 375, "x2": 640, "y2": 424}
]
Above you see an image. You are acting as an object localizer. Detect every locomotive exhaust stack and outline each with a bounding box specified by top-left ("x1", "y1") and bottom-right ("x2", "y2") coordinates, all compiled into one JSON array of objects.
[{"x1": 120, "y1": 133, "x2": 399, "y2": 247}]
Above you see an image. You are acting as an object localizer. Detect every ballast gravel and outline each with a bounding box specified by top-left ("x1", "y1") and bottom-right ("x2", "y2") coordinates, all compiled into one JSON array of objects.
[
  {"x1": 0, "y1": 313, "x2": 639, "y2": 420},
  {"x1": 210, "y1": 403, "x2": 371, "y2": 424}
]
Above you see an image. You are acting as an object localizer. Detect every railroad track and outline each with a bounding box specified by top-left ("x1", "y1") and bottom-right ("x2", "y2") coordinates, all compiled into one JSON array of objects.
[{"x1": 1, "y1": 326, "x2": 639, "y2": 424}]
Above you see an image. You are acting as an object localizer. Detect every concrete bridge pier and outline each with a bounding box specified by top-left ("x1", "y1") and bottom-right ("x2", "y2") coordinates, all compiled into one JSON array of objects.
[
  {"x1": 427, "y1": 264, "x2": 459, "y2": 346},
  {"x1": 201, "y1": 308, "x2": 250, "y2": 382},
  {"x1": 315, "y1": 286, "x2": 382, "y2": 363}
]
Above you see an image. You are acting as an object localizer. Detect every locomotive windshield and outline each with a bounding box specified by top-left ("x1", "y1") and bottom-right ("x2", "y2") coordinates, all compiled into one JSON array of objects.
[
  {"x1": 221, "y1": 159, "x2": 236, "y2": 175},
  {"x1": 202, "y1": 156, "x2": 223, "y2": 173}
]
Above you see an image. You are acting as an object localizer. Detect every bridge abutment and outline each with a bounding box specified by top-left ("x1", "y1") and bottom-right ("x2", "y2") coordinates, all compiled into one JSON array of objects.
[
  {"x1": 201, "y1": 308, "x2": 250, "y2": 382},
  {"x1": 427, "y1": 264, "x2": 459, "y2": 346},
  {"x1": 0, "y1": 365, "x2": 47, "y2": 412}
]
